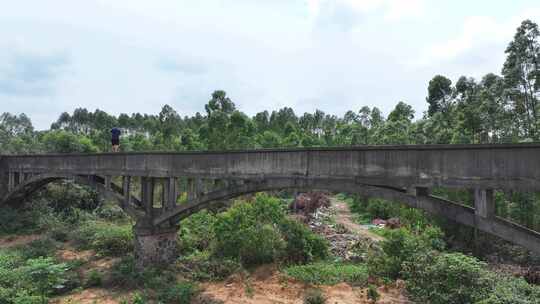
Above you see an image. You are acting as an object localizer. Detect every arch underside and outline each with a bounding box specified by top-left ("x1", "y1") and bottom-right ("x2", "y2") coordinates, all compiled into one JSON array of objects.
[
  {"x1": 1, "y1": 173, "x2": 144, "y2": 218},
  {"x1": 3, "y1": 174, "x2": 540, "y2": 254},
  {"x1": 154, "y1": 177, "x2": 540, "y2": 255}
]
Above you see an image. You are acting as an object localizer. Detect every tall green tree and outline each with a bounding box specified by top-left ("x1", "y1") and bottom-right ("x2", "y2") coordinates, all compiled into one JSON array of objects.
[
  {"x1": 502, "y1": 19, "x2": 540, "y2": 140},
  {"x1": 426, "y1": 75, "x2": 453, "y2": 117}
]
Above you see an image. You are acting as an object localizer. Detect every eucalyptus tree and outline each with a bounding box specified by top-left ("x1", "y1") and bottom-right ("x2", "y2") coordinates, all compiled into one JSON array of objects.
[{"x1": 502, "y1": 19, "x2": 540, "y2": 140}]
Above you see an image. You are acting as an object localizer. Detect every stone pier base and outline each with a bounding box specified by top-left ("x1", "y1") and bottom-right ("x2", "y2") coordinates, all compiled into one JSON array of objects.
[{"x1": 134, "y1": 225, "x2": 179, "y2": 270}]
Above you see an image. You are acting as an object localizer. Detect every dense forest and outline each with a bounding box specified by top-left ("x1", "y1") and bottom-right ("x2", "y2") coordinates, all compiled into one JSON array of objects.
[{"x1": 0, "y1": 19, "x2": 540, "y2": 304}]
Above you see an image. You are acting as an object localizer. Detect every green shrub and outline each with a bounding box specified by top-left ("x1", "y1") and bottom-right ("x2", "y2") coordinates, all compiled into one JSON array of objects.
[
  {"x1": 85, "y1": 270, "x2": 103, "y2": 287},
  {"x1": 73, "y1": 221, "x2": 133, "y2": 256},
  {"x1": 177, "y1": 251, "x2": 241, "y2": 281},
  {"x1": 366, "y1": 198, "x2": 399, "y2": 219},
  {"x1": 157, "y1": 281, "x2": 198, "y2": 304},
  {"x1": 179, "y1": 210, "x2": 217, "y2": 254},
  {"x1": 95, "y1": 203, "x2": 128, "y2": 221},
  {"x1": 0, "y1": 206, "x2": 42, "y2": 235},
  {"x1": 367, "y1": 227, "x2": 444, "y2": 279},
  {"x1": 402, "y1": 252, "x2": 492, "y2": 304},
  {"x1": 285, "y1": 262, "x2": 368, "y2": 285},
  {"x1": 212, "y1": 193, "x2": 327, "y2": 266},
  {"x1": 17, "y1": 238, "x2": 58, "y2": 259},
  {"x1": 476, "y1": 276, "x2": 540, "y2": 304},
  {"x1": 212, "y1": 194, "x2": 286, "y2": 266},
  {"x1": 110, "y1": 256, "x2": 141, "y2": 288},
  {"x1": 18, "y1": 257, "x2": 70, "y2": 303},
  {"x1": 279, "y1": 218, "x2": 328, "y2": 263},
  {"x1": 131, "y1": 292, "x2": 147, "y2": 304},
  {"x1": 367, "y1": 284, "x2": 380, "y2": 303},
  {"x1": 303, "y1": 288, "x2": 326, "y2": 304}
]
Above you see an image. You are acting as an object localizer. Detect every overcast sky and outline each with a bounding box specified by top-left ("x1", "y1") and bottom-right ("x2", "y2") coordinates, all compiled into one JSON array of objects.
[{"x1": 1, "y1": 0, "x2": 539, "y2": 130}]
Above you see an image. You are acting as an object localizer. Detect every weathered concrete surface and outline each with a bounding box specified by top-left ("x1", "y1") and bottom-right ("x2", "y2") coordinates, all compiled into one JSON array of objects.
[
  {"x1": 2, "y1": 144, "x2": 540, "y2": 260},
  {"x1": 2, "y1": 144, "x2": 540, "y2": 191}
]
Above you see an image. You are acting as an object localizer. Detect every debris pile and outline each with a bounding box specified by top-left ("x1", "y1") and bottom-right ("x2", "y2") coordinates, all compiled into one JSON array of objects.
[
  {"x1": 371, "y1": 217, "x2": 402, "y2": 229},
  {"x1": 307, "y1": 206, "x2": 380, "y2": 261},
  {"x1": 289, "y1": 192, "x2": 331, "y2": 215}
]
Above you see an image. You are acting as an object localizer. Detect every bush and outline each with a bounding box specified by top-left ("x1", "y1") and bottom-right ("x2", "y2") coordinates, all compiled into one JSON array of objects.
[
  {"x1": 212, "y1": 193, "x2": 328, "y2": 266},
  {"x1": 303, "y1": 288, "x2": 326, "y2": 304},
  {"x1": 177, "y1": 251, "x2": 241, "y2": 281},
  {"x1": 95, "y1": 203, "x2": 128, "y2": 221},
  {"x1": 111, "y1": 256, "x2": 141, "y2": 288},
  {"x1": 366, "y1": 198, "x2": 400, "y2": 219},
  {"x1": 0, "y1": 206, "x2": 42, "y2": 235},
  {"x1": 367, "y1": 227, "x2": 444, "y2": 279},
  {"x1": 17, "y1": 238, "x2": 58, "y2": 259},
  {"x1": 72, "y1": 221, "x2": 133, "y2": 256},
  {"x1": 41, "y1": 182, "x2": 99, "y2": 215},
  {"x1": 402, "y1": 252, "x2": 493, "y2": 304},
  {"x1": 285, "y1": 262, "x2": 368, "y2": 285},
  {"x1": 178, "y1": 210, "x2": 217, "y2": 254},
  {"x1": 212, "y1": 194, "x2": 286, "y2": 266},
  {"x1": 367, "y1": 284, "x2": 380, "y2": 303},
  {"x1": 157, "y1": 281, "x2": 198, "y2": 304},
  {"x1": 85, "y1": 270, "x2": 103, "y2": 287},
  {"x1": 279, "y1": 218, "x2": 328, "y2": 263},
  {"x1": 18, "y1": 257, "x2": 70, "y2": 303},
  {"x1": 476, "y1": 276, "x2": 540, "y2": 304}
]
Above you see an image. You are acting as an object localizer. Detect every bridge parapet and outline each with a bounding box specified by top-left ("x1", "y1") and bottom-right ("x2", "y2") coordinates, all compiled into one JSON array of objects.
[{"x1": 3, "y1": 144, "x2": 540, "y2": 191}]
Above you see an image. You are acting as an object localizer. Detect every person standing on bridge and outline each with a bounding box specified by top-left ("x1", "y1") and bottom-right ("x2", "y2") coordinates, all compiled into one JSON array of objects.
[{"x1": 111, "y1": 127, "x2": 122, "y2": 152}]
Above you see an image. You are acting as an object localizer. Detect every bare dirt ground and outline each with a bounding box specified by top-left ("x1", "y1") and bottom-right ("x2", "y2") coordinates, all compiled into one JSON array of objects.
[
  {"x1": 0, "y1": 233, "x2": 41, "y2": 248},
  {"x1": 330, "y1": 197, "x2": 385, "y2": 242},
  {"x1": 195, "y1": 265, "x2": 409, "y2": 304}
]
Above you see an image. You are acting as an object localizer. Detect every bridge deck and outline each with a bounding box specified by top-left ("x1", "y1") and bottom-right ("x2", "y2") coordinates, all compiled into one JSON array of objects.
[{"x1": 2, "y1": 143, "x2": 540, "y2": 191}]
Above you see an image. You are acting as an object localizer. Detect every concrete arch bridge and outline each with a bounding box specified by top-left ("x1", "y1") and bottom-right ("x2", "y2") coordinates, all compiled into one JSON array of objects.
[{"x1": 1, "y1": 144, "x2": 540, "y2": 268}]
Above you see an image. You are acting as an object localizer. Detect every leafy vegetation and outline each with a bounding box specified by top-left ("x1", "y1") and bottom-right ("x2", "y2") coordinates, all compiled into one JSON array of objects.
[
  {"x1": 212, "y1": 193, "x2": 328, "y2": 266},
  {"x1": 0, "y1": 18, "x2": 540, "y2": 303},
  {"x1": 303, "y1": 288, "x2": 326, "y2": 304},
  {"x1": 285, "y1": 262, "x2": 368, "y2": 285},
  {"x1": 72, "y1": 220, "x2": 133, "y2": 256}
]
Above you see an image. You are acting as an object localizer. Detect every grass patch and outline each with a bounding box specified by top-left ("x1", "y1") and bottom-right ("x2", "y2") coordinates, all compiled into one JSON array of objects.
[{"x1": 284, "y1": 262, "x2": 368, "y2": 285}]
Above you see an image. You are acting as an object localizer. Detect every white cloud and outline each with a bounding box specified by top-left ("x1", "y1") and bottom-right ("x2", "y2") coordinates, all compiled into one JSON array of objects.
[
  {"x1": 416, "y1": 8, "x2": 540, "y2": 67},
  {"x1": 307, "y1": 0, "x2": 426, "y2": 26}
]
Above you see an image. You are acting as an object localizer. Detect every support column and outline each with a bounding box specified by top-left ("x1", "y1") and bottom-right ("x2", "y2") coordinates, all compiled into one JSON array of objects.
[
  {"x1": 195, "y1": 178, "x2": 204, "y2": 198},
  {"x1": 187, "y1": 178, "x2": 195, "y2": 201},
  {"x1": 473, "y1": 188, "x2": 494, "y2": 254},
  {"x1": 474, "y1": 189, "x2": 494, "y2": 218},
  {"x1": 8, "y1": 172, "x2": 15, "y2": 192},
  {"x1": 134, "y1": 176, "x2": 179, "y2": 270},
  {"x1": 0, "y1": 169, "x2": 8, "y2": 199},
  {"x1": 163, "y1": 177, "x2": 177, "y2": 211},
  {"x1": 17, "y1": 172, "x2": 24, "y2": 184},
  {"x1": 141, "y1": 177, "x2": 155, "y2": 215},
  {"x1": 133, "y1": 224, "x2": 178, "y2": 270},
  {"x1": 122, "y1": 176, "x2": 131, "y2": 209},
  {"x1": 104, "y1": 175, "x2": 112, "y2": 191}
]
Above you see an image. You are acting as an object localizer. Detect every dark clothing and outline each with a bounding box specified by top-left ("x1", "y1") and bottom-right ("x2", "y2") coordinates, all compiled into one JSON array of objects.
[
  {"x1": 111, "y1": 138, "x2": 120, "y2": 146},
  {"x1": 111, "y1": 128, "x2": 121, "y2": 140}
]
